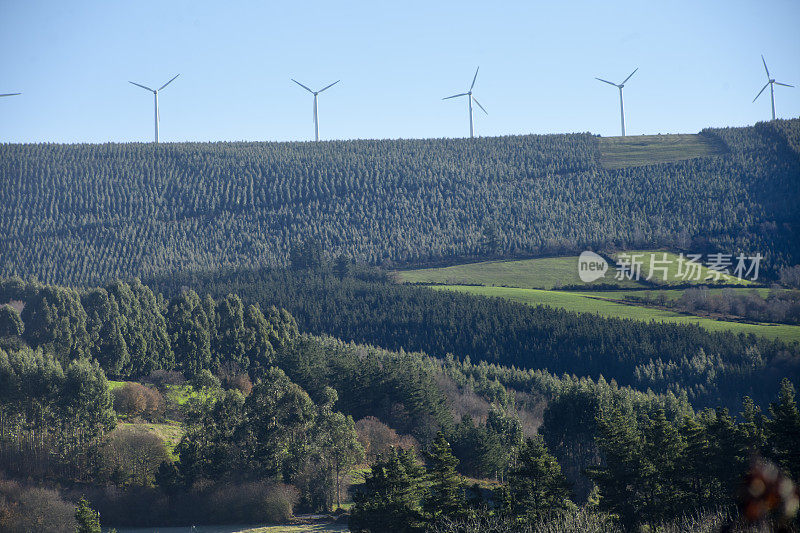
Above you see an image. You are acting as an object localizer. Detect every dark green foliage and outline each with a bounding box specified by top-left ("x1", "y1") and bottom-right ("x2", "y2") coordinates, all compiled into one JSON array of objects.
[
  {"x1": 0, "y1": 277, "x2": 296, "y2": 380},
  {"x1": 350, "y1": 447, "x2": 426, "y2": 533},
  {"x1": 105, "y1": 279, "x2": 173, "y2": 376},
  {"x1": 449, "y1": 415, "x2": 507, "y2": 479},
  {"x1": 0, "y1": 347, "x2": 115, "y2": 481},
  {"x1": 587, "y1": 400, "x2": 661, "y2": 528},
  {"x1": 81, "y1": 288, "x2": 128, "y2": 377},
  {"x1": 506, "y1": 436, "x2": 572, "y2": 522},
  {"x1": 165, "y1": 290, "x2": 212, "y2": 378},
  {"x1": 309, "y1": 395, "x2": 364, "y2": 509},
  {"x1": 2, "y1": 120, "x2": 800, "y2": 285},
  {"x1": 424, "y1": 432, "x2": 465, "y2": 521},
  {"x1": 21, "y1": 284, "x2": 89, "y2": 362},
  {"x1": 0, "y1": 304, "x2": 23, "y2": 338},
  {"x1": 276, "y1": 336, "x2": 452, "y2": 444},
  {"x1": 679, "y1": 415, "x2": 716, "y2": 507},
  {"x1": 585, "y1": 387, "x2": 800, "y2": 530},
  {"x1": 148, "y1": 267, "x2": 800, "y2": 410},
  {"x1": 766, "y1": 378, "x2": 800, "y2": 479},
  {"x1": 74, "y1": 497, "x2": 101, "y2": 533},
  {"x1": 174, "y1": 367, "x2": 362, "y2": 512}
]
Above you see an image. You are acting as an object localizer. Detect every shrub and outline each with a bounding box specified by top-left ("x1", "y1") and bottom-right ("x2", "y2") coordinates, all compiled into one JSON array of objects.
[
  {"x1": 112, "y1": 382, "x2": 165, "y2": 420},
  {"x1": 191, "y1": 369, "x2": 220, "y2": 390},
  {"x1": 780, "y1": 265, "x2": 800, "y2": 289},
  {"x1": 355, "y1": 416, "x2": 418, "y2": 461},
  {"x1": 0, "y1": 480, "x2": 76, "y2": 533},
  {"x1": 203, "y1": 481, "x2": 298, "y2": 523},
  {"x1": 229, "y1": 373, "x2": 253, "y2": 395},
  {"x1": 100, "y1": 426, "x2": 170, "y2": 486}
]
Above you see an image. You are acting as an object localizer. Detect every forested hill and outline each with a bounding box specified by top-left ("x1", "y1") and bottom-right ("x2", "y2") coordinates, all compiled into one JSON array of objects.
[{"x1": 1, "y1": 119, "x2": 799, "y2": 285}]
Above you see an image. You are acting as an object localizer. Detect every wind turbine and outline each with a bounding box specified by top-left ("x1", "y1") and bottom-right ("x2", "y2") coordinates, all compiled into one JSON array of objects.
[
  {"x1": 129, "y1": 74, "x2": 180, "y2": 143},
  {"x1": 595, "y1": 68, "x2": 638, "y2": 136},
  {"x1": 753, "y1": 55, "x2": 794, "y2": 120},
  {"x1": 291, "y1": 79, "x2": 340, "y2": 142},
  {"x1": 443, "y1": 67, "x2": 487, "y2": 138}
]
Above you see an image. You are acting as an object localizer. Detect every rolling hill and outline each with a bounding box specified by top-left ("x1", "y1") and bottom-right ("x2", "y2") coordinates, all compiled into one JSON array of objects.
[{"x1": 0, "y1": 119, "x2": 798, "y2": 285}]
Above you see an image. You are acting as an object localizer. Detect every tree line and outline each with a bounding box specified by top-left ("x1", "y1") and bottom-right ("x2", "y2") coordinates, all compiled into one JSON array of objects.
[
  {"x1": 348, "y1": 379, "x2": 800, "y2": 532},
  {"x1": 146, "y1": 265, "x2": 800, "y2": 410},
  {"x1": 0, "y1": 276, "x2": 298, "y2": 380}
]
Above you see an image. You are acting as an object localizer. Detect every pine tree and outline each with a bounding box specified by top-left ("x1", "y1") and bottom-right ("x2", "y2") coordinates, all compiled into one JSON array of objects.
[
  {"x1": 424, "y1": 431, "x2": 465, "y2": 520},
  {"x1": 766, "y1": 378, "x2": 800, "y2": 479},
  {"x1": 679, "y1": 415, "x2": 714, "y2": 507},
  {"x1": 507, "y1": 435, "x2": 572, "y2": 522},
  {"x1": 350, "y1": 448, "x2": 425, "y2": 533},
  {"x1": 587, "y1": 401, "x2": 645, "y2": 529},
  {"x1": 641, "y1": 408, "x2": 685, "y2": 522},
  {"x1": 704, "y1": 407, "x2": 747, "y2": 505},
  {"x1": 74, "y1": 497, "x2": 101, "y2": 533}
]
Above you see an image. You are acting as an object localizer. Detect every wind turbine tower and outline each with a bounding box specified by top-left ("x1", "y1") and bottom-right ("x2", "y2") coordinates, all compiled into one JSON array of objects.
[
  {"x1": 129, "y1": 74, "x2": 180, "y2": 143},
  {"x1": 595, "y1": 68, "x2": 638, "y2": 136},
  {"x1": 753, "y1": 55, "x2": 794, "y2": 120},
  {"x1": 443, "y1": 67, "x2": 488, "y2": 138},
  {"x1": 292, "y1": 79, "x2": 340, "y2": 141}
]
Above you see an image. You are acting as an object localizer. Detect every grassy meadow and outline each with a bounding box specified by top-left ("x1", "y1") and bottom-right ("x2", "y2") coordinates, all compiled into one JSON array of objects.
[
  {"x1": 596, "y1": 133, "x2": 727, "y2": 169},
  {"x1": 397, "y1": 251, "x2": 753, "y2": 289},
  {"x1": 397, "y1": 256, "x2": 646, "y2": 289},
  {"x1": 611, "y1": 250, "x2": 755, "y2": 286}
]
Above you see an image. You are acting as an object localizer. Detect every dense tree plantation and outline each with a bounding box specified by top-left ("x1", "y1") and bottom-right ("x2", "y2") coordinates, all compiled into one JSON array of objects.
[
  {"x1": 1, "y1": 119, "x2": 799, "y2": 285},
  {"x1": 147, "y1": 266, "x2": 800, "y2": 410}
]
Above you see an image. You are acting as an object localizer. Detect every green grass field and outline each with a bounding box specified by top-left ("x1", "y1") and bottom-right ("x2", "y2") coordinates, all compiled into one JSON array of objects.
[
  {"x1": 397, "y1": 256, "x2": 646, "y2": 289},
  {"x1": 430, "y1": 285, "x2": 800, "y2": 343},
  {"x1": 398, "y1": 251, "x2": 752, "y2": 290},
  {"x1": 611, "y1": 250, "x2": 754, "y2": 286},
  {"x1": 597, "y1": 133, "x2": 727, "y2": 169}
]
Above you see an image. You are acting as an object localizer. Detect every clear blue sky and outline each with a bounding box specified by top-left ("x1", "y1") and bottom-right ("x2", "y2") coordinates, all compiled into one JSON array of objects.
[{"x1": 1, "y1": 0, "x2": 798, "y2": 143}]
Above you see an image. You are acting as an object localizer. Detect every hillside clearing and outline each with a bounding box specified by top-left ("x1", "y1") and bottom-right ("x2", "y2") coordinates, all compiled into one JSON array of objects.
[
  {"x1": 397, "y1": 256, "x2": 646, "y2": 289},
  {"x1": 597, "y1": 133, "x2": 727, "y2": 169},
  {"x1": 397, "y1": 251, "x2": 753, "y2": 290}
]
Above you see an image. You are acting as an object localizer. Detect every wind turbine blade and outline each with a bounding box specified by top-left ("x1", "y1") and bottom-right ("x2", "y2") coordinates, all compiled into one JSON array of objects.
[
  {"x1": 318, "y1": 80, "x2": 340, "y2": 93},
  {"x1": 291, "y1": 79, "x2": 315, "y2": 93},
  {"x1": 472, "y1": 96, "x2": 488, "y2": 114},
  {"x1": 595, "y1": 78, "x2": 618, "y2": 87},
  {"x1": 621, "y1": 68, "x2": 638, "y2": 85},
  {"x1": 0, "y1": 93, "x2": 21, "y2": 97},
  {"x1": 470, "y1": 67, "x2": 480, "y2": 91},
  {"x1": 774, "y1": 82, "x2": 794, "y2": 88},
  {"x1": 761, "y1": 55, "x2": 770, "y2": 78},
  {"x1": 129, "y1": 81, "x2": 155, "y2": 92},
  {"x1": 753, "y1": 82, "x2": 770, "y2": 102},
  {"x1": 158, "y1": 74, "x2": 180, "y2": 91},
  {"x1": 442, "y1": 93, "x2": 468, "y2": 100}
]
